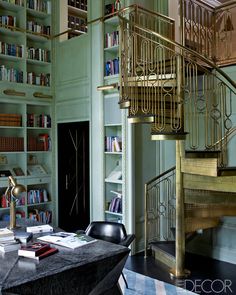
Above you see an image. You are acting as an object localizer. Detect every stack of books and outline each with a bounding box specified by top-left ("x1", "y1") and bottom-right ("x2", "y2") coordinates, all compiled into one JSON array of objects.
[
  {"x1": 0, "y1": 228, "x2": 20, "y2": 253},
  {"x1": 18, "y1": 242, "x2": 58, "y2": 260}
]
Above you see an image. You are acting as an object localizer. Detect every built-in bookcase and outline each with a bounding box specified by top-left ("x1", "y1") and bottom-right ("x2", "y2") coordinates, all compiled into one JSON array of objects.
[
  {"x1": 0, "y1": 98, "x2": 53, "y2": 224},
  {"x1": 0, "y1": 0, "x2": 52, "y2": 86},
  {"x1": 104, "y1": 15, "x2": 119, "y2": 77},
  {"x1": 102, "y1": 1, "x2": 125, "y2": 223},
  {"x1": 104, "y1": 93, "x2": 124, "y2": 223},
  {"x1": 67, "y1": 0, "x2": 87, "y2": 39},
  {"x1": 0, "y1": 0, "x2": 54, "y2": 224}
]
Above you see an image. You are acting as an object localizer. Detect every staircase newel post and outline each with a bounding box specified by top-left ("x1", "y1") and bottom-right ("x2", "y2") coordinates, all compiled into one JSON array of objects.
[{"x1": 170, "y1": 140, "x2": 190, "y2": 278}]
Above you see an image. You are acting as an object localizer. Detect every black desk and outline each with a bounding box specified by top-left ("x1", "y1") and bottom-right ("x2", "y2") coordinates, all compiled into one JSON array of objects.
[{"x1": 0, "y1": 220, "x2": 130, "y2": 295}]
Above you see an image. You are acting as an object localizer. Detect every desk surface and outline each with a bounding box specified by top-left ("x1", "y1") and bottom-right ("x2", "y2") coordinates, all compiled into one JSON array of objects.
[{"x1": 0, "y1": 219, "x2": 130, "y2": 295}]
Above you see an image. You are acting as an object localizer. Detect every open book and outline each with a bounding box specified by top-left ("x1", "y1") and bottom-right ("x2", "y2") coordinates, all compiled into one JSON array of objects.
[{"x1": 37, "y1": 232, "x2": 96, "y2": 249}]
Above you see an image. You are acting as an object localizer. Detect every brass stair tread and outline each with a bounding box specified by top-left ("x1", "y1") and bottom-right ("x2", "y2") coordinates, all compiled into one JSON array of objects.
[
  {"x1": 218, "y1": 167, "x2": 236, "y2": 176},
  {"x1": 181, "y1": 157, "x2": 218, "y2": 177},
  {"x1": 150, "y1": 241, "x2": 176, "y2": 269},
  {"x1": 185, "y1": 217, "x2": 220, "y2": 233},
  {"x1": 151, "y1": 132, "x2": 187, "y2": 140},
  {"x1": 185, "y1": 150, "x2": 221, "y2": 158},
  {"x1": 151, "y1": 241, "x2": 175, "y2": 257},
  {"x1": 184, "y1": 188, "x2": 236, "y2": 204}
]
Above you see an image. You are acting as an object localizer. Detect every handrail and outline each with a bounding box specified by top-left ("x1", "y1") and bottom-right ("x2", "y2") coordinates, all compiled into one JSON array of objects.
[
  {"x1": 145, "y1": 166, "x2": 176, "y2": 186},
  {"x1": 145, "y1": 166, "x2": 176, "y2": 257},
  {"x1": 196, "y1": 0, "x2": 236, "y2": 10},
  {"x1": 53, "y1": 4, "x2": 175, "y2": 39},
  {"x1": 118, "y1": 13, "x2": 236, "y2": 94},
  {"x1": 212, "y1": 127, "x2": 236, "y2": 148}
]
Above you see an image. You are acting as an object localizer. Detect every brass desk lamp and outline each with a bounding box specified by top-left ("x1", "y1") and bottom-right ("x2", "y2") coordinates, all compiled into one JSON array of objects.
[{"x1": 5, "y1": 176, "x2": 26, "y2": 229}]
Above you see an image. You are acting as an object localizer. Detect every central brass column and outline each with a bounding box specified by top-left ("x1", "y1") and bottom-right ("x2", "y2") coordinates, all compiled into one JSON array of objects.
[{"x1": 170, "y1": 140, "x2": 190, "y2": 278}]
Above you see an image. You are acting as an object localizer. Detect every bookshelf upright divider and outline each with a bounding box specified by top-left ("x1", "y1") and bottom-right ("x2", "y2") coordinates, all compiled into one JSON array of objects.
[
  {"x1": 103, "y1": 1, "x2": 125, "y2": 224},
  {"x1": 0, "y1": 0, "x2": 53, "y2": 225}
]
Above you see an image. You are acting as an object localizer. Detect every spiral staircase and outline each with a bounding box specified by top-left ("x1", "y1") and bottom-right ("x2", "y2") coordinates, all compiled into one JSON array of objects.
[{"x1": 118, "y1": 1, "x2": 236, "y2": 278}]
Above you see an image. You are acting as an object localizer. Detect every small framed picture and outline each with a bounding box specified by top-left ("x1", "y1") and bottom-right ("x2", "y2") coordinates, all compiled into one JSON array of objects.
[{"x1": 27, "y1": 165, "x2": 47, "y2": 176}]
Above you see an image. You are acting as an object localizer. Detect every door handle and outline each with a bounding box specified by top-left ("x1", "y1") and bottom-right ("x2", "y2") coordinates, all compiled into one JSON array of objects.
[{"x1": 65, "y1": 174, "x2": 68, "y2": 190}]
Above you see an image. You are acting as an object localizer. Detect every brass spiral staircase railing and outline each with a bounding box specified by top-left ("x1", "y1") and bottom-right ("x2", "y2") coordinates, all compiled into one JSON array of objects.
[
  {"x1": 116, "y1": 2, "x2": 236, "y2": 278},
  {"x1": 118, "y1": 5, "x2": 236, "y2": 158}
]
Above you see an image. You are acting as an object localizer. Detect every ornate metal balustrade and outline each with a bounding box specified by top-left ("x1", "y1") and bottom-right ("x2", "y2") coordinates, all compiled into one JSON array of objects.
[
  {"x1": 144, "y1": 167, "x2": 176, "y2": 257},
  {"x1": 181, "y1": 0, "x2": 236, "y2": 65},
  {"x1": 119, "y1": 9, "x2": 236, "y2": 165}
]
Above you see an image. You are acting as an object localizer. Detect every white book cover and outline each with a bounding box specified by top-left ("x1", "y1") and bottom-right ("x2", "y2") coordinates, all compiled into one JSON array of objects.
[
  {"x1": 0, "y1": 228, "x2": 14, "y2": 237},
  {"x1": 37, "y1": 232, "x2": 96, "y2": 249},
  {"x1": 26, "y1": 224, "x2": 53, "y2": 234}
]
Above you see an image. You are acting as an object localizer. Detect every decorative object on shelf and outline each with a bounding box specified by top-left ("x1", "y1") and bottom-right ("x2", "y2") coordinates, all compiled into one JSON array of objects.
[
  {"x1": 5, "y1": 176, "x2": 26, "y2": 229},
  {"x1": 97, "y1": 82, "x2": 118, "y2": 91},
  {"x1": 3, "y1": 89, "x2": 26, "y2": 97},
  {"x1": 33, "y1": 92, "x2": 53, "y2": 99},
  {"x1": 0, "y1": 155, "x2": 7, "y2": 165}
]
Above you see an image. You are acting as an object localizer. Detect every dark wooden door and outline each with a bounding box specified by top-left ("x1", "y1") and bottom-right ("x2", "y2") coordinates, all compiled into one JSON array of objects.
[{"x1": 58, "y1": 121, "x2": 90, "y2": 231}]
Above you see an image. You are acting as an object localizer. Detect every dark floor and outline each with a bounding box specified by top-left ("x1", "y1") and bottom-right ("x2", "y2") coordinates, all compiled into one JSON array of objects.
[{"x1": 125, "y1": 251, "x2": 236, "y2": 295}]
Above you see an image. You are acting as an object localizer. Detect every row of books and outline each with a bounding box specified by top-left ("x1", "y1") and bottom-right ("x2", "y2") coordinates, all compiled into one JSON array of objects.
[
  {"x1": 105, "y1": 58, "x2": 119, "y2": 76},
  {"x1": 28, "y1": 209, "x2": 52, "y2": 224},
  {"x1": 0, "y1": 136, "x2": 24, "y2": 151},
  {"x1": 0, "y1": 42, "x2": 24, "y2": 58},
  {"x1": 1, "y1": 194, "x2": 25, "y2": 208},
  {"x1": 27, "y1": 189, "x2": 49, "y2": 204},
  {"x1": 27, "y1": 47, "x2": 51, "y2": 63},
  {"x1": 105, "y1": 1, "x2": 121, "y2": 15},
  {"x1": 29, "y1": 133, "x2": 51, "y2": 151},
  {"x1": 68, "y1": 0, "x2": 87, "y2": 11},
  {"x1": 0, "y1": 65, "x2": 24, "y2": 83},
  {"x1": 3, "y1": 0, "x2": 24, "y2": 6},
  {"x1": 27, "y1": 0, "x2": 51, "y2": 14},
  {"x1": 68, "y1": 15, "x2": 87, "y2": 33},
  {"x1": 27, "y1": 113, "x2": 51, "y2": 128},
  {"x1": 0, "y1": 15, "x2": 16, "y2": 27},
  {"x1": 0, "y1": 113, "x2": 22, "y2": 127},
  {"x1": 105, "y1": 30, "x2": 119, "y2": 49},
  {"x1": 27, "y1": 21, "x2": 51, "y2": 36},
  {"x1": 108, "y1": 193, "x2": 122, "y2": 213},
  {"x1": 27, "y1": 72, "x2": 50, "y2": 87},
  {"x1": 105, "y1": 136, "x2": 122, "y2": 152}
]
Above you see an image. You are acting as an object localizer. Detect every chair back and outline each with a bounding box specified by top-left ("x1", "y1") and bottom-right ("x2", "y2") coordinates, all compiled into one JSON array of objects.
[{"x1": 85, "y1": 221, "x2": 127, "y2": 244}]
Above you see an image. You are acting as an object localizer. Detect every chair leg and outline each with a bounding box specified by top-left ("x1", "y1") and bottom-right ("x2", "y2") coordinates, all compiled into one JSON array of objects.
[{"x1": 122, "y1": 271, "x2": 128, "y2": 289}]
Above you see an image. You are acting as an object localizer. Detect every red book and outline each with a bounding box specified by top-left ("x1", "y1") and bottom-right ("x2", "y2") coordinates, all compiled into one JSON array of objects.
[
  {"x1": 18, "y1": 242, "x2": 50, "y2": 258},
  {"x1": 30, "y1": 247, "x2": 58, "y2": 260}
]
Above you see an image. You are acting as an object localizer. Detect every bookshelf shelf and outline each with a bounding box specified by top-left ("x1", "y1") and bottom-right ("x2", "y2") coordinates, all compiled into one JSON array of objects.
[
  {"x1": 0, "y1": 26, "x2": 23, "y2": 36},
  {"x1": 27, "y1": 59, "x2": 50, "y2": 66},
  {"x1": 68, "y1": 5, "x2": 87, "y2": 18},
  {"x1": 27, "y1": 9, "x2": 50, "y2": 18},
  {"x1": 26, "y1": 33, "x2": 49, "y2": 42},
  {"x1": 0, "y1": 1, "x2": 24, "y2": 11},
  {"x1": 104, "y1": 74, "x2": 119, "y2": 80},
  {"x1": 0, "y1": 54, "x2": 23, "y2": 61},
  {"x1": 105, "y1": 210, "x2": 122, "y2": 216},
  {"x1": 105, "y1": 178, "x2": 123, "y2": 184},
  {"x1": 104, "y1": 45, "x2": 119, "y2": 52},
  {"x1": 104, "y1": 123, "x2": 122, "y2": 128},
  {"x1": 104, "y1": 15, "x2": 119, "y2": 25}
]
